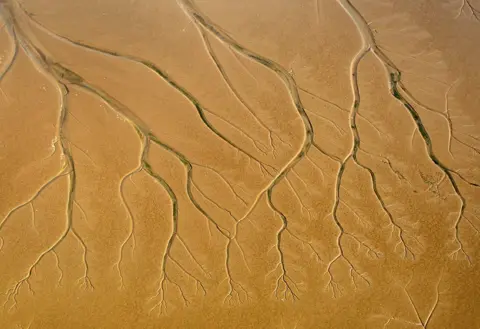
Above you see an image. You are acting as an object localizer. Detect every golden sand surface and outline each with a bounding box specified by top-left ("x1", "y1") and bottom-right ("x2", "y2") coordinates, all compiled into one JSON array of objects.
[{"x1": 0, "y1": 0, "x2": 479, "y2": 328}]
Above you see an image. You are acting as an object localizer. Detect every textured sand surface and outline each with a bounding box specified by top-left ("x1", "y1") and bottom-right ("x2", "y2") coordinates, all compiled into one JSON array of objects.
[{"x1": 0, "y1": 0, "x2": 479, "y2": 328}]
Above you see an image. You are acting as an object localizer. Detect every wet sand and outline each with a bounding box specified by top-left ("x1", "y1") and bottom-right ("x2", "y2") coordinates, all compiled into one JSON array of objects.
[{"x1": 0, "y1": 0, "x2": 479, "y2": 328}]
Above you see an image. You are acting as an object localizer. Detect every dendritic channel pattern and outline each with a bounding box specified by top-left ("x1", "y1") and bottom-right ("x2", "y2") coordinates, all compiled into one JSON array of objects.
[{"x1": 0, "y1": 0, "x2": 478, "y2": 315}]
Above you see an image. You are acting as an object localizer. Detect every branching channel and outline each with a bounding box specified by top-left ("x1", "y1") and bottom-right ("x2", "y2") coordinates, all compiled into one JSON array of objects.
[{"x1": 0, "y1": 0, "x2": 476, "y2": 313}]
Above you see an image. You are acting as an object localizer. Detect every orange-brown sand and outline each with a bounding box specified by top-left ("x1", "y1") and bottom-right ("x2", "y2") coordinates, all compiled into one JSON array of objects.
[{"x1": 0, "y1": 0, "x2": 479, "y2": 328}]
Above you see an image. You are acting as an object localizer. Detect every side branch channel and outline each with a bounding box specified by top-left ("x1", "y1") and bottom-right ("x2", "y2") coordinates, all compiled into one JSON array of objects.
[
  {"x1": 336, "y1": 0, "x2": 476, "y2": 262},
  {"x1": 176, "y1": 0, "x2": 326, "y2": 299},
  {"x1": 70, "y1": 81, "x2": 211, "y2": 313},
  {"x1": 1, "y1": 6, "x2": 217, "y2": 310},
  {"x1": 12, "y1": 0, "x2": 277, "y2": 177},
  {"x1": 0, "y1": 17, "x2": 94, "y2": 311},
  {"x1": 0, "y1": 16, "x2": 18, "y2": 84},
  {"x1": 180, "y1": 0, "x2": 410, "y2": 297},
  {"x1": 7, "y1": 0, "x2": 281, "y2": 304},
  {"x1": 15, "y1": 0, "x2": 322, "y2": 299}
]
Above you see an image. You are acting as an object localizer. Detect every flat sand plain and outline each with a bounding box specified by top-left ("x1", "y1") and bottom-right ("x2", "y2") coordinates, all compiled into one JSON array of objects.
[{"x1": 0, "y1": 0, "x2": 479, "y2": 328}]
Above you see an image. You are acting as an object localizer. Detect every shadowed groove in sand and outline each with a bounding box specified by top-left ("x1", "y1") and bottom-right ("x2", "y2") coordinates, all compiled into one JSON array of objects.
[
  {"x1": 4, "y1": 0, "x2": 300, "y2": 309},
  {"x1": 0, "y1": 3, "x2": 214, "y2": 311},
  {"x1": 13, "y1": 1, "x2": 277, "y2": 177},
  {"x1": 9, "y1": 0, "x2": 324, "y2": 300},
  {"x1": 0, "y1": 0, "x2": 415, "y2": 304},
  {"x1": 336, "y1": 0, "x2": 479, "y2": 263},
  {"x1": 0, "y1": 15, "x2": 95, "y2": 309},
  {"x1": 375, "y1": 269, "x2": 445, "y2": 328},
  {"x1": 179, "y1": 0, "x2": 431, "y2": 297},
  {"x1": 176, "y1": 0, "x2": 342, "y2": 299},
  {"x1": 456, "y1": 0, "x2": 480, "y2": 21},
  {"x1": 0, "y1": 0, "x2": 478, "y2": 317},
  {"x1": 0, "y1": 22, "x2": 17, "y2": 84}
]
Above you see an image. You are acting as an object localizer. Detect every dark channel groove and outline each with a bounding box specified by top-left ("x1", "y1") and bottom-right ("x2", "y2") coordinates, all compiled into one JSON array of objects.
[
  {"x1": 337, "y1": 0, "x2": 477, "y2": 263},
  {"x1": 0, "y1": 0, "x2": 477, "y2": 311},
  {"x1": 11, "y1": 1, "x2": 277, "y2": 176}
]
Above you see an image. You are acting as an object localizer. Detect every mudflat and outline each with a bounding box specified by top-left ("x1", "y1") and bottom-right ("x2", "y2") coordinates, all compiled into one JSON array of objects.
[{"x1": 0, "y1": 0, "x2": 479, "y2": 328}]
